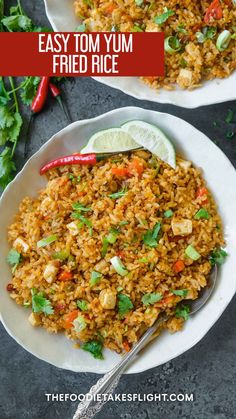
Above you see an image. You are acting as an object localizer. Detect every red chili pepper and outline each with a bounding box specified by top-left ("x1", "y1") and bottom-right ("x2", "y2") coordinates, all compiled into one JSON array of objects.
[
  {"x1": 204, "y1": 0, "x2": 223, "y2": 24},
  {"x1": 49, "y1": 82, "x2": 72, "y2": 123},
  {"x1": 40, "y1": 153, "x2": 106, "y2": 175},
  {"x1": 31, "y1": 77, "x2": 50, "y2": 114}
]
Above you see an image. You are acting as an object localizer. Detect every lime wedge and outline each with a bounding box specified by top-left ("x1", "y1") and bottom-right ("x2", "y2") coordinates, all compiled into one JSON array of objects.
[
  {"x1": 122, "y1": 120, "x2": 176, "y2": 169},
  {"x1": 81, "y1": 128, "x2": 140, "y2": 154}
]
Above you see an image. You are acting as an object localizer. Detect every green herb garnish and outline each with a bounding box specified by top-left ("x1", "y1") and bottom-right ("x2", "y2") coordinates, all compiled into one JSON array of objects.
[
  {"x1": 143, "y1": 222, "x2": 162, "y2": 248},
  {"x1": 77, "y1": 300, "x2": 88, "y2": 311},
  {"x1": 37, "y1": 235, "x2": 57, "y2": 248},
  {"x1": 194, "y1": 208, "x2": 210, "y2": 220},
  {"x1": 172, "y1": 289, "x2": 188, "y2": 297},
  {"x1": 154, "y1": 7, "x2": 174, "y2": 25},
  {"x1": 175, "y1": 304, "x2": 190, "y2": 320},
  {"x1": 90, "y1": 271, "x2": 102, "y2": 287},
  {"x1": 81, "y1": 340, "x2": 104, "y2": 359},
  {"x1": 31, "y1": 289, "x2": 54, "y2": 315},
  {"x1": 164, "y1": 210, "x2": 174, "y2": 218},
  {"x1": 109, "y1": 187, "x2": 127, "y2": 199},
  {"x1": 142, "y1": 293, "x2": 163, "y2": 306},
  {"x1": 210, "y1": 248, "x2": 227, "y2": 266},
  {"x1": 118, "y1": 294, "x2": 134, "y2": 318}
]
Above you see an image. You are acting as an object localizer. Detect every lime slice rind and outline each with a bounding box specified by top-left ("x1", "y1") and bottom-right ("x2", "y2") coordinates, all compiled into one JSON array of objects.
[
  {"x1": 122, "y1": 120, "x2": 176, "y2": 169},
  {"x1": 81, "y1": 121, "x2": 176, "y2": 169},
  {"x1": 81, "y1": 128, "x2": 140, "y2": 154}
]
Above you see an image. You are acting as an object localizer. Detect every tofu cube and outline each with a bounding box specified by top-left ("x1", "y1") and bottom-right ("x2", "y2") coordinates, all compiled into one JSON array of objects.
[
  {"x1": 43, "y1": 262, "x2": 59, "y2": 284},
  {"x1": 28, "y1": 312, "x2": 40, "y2": 327},
  {"x1": 171, "y1": 219, "x2": 193, "y2": 236},
  {"x1": 99, "y1": 289, "x2": 117, "y2": 310},
  {"x1": 13, "y1": 237, "x2": 29, "y2": 253},
  {"x1": 67, "y1": 221, "x2": 79, "y2": 236}
]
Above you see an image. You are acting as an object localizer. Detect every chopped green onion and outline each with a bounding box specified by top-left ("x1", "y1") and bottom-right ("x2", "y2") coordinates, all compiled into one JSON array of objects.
[
  {"x1": 90, "y1": 271, "x2": 102, "y2": 287},
  {"x1": 135, "y1": 0, "x2": 143, "y2": 5},
  {"x1": 131, "y1": 24, "x2": 144, "y2": 32},
  {"x1": 164, "y1": 36, "x2": 181, "y2": 54},
  {"x1": 110, "y1": 256, "x2": 128, "y2": 276},
  {"x1": 101, "y1": 238, "x2": 109, "y2": 257},
  {"x1": 52, "y1": 250, "x2": 70, "y2": 261},
  {"x1": 76, "y1": 23, "x2": 86, "y2": 32},
  {"x1": 226, "y1": 131, "x2": 235, "y2": 139},
  {"x1": 225, "y1": 109, "x2": 234, "y2": 124},
  {"x1": 119, "y1": 221, "x2": 130, "y2": 226},
  {"x1": 138, "y1": 257, "x2": 149, "y2": 263},
  {"x1": 194, "y1": 208, "x2": 210, "y2": 220},
  {"x1": 73, "y1": 315, "x2": 87, "y2": 332},
  {"x1": 117, "y1": 286, "x2": 123, "y2": 292},
  {"x1": 185, "y1": 245, "x2": 201, "y2": 261},
  {"x1": 164, "y1": 209, "x2": 174, "y2": 218},
  {"x1": 109, "y1": 187, "x2": 127, "y2": 199},
  {"x1": 216, "y1": 30, "x2": 231, "y2": 52},
  {"x1": 37, "y1": 235, "x2": 57, "y2": 248},
  {"x1": 72, "y1": 202, "x2": 91, "y2": 212},
  {"x1": 106, "y1": 228, "x2": 120, "y2": 244}
]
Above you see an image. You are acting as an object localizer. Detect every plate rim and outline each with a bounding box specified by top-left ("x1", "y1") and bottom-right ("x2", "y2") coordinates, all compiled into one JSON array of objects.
[{"x1": 1, "y1": 106, "x2": 236, "y2": 374}]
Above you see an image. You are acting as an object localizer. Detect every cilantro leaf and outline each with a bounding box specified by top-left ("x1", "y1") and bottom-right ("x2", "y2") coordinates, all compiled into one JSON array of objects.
[
  {"x1": 143, "y1": 222, "x2": 162, "y2": 248},
  {"x1": 90, "y1": 271, "x2": 102, "y2": 287},
  {"x1": 81, "y1": 340, "x2": 104, "y2": 360},
  {"x1": 118, "y1": 294, "x2": 133, "y2": 318},
  {"x1": 1, "y1": 15, "x2": 32, "y2": 32},
  {"x1": 77, "y1": 300, "x2": 88, "y2": 311},
  {"x1": 7, "y1": 249, "x2": 22, "y2": 266},
  {"x1": 172, "y1": 289, "x2": 188, "y2": 297},
  {"x1": 0, "y1": 77, "x2": 10, "y2": 106},
  {"x1": 0, "y1": 147, "x2": 16, "y2": 188},
  {"x1": 175, "y1": 305, "x2": 190, "y2": 320},
  {"x1": 0, "y1": 106, "x2": 14, "y2": 130},
  {"x1": 20, "y1": 76, "x2": 40, "y2": 105},
  {"x1": 142, "y1": 293, "x2": 163, "y2": 306},
  {"x1": 31, "y1": 290, "x2": 54, "y2": 315},
  {"x1": 210, "y1": 248, "x2": 228, "y2": 266},
  {"x1": 154, "y1": 8, "x2": 175, "y2": 25}
]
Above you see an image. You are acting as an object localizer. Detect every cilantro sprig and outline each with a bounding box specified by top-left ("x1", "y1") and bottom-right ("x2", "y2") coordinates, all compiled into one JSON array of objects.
[
  {"x1": 143, "y1": 222, "x2": 162, "y2": 248},
  {"x1": 81, "y1": 340, "x2": 104, "y2": 360},
  {"x1": 31, "y1": 289, "x2": 54, "y2": 315},
  {"x1": 117, "y1": 294, "x2": 133, "y2": 318}
]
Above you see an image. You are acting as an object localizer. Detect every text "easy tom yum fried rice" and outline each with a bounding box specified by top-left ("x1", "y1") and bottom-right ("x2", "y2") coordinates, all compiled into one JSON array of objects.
[{"x1": 7, "y1": 151, "x2": 225, "y2": 359}]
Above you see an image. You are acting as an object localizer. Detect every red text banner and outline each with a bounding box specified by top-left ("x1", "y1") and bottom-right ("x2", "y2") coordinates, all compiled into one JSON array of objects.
[{"x1": 0, "y1": 32, "x2": 164, "y2": 77}]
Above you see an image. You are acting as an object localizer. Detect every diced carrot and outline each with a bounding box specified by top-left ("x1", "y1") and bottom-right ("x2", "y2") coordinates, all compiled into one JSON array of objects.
[
  {"x1": 78, "y1": 191, "x2": 86, "y2": 197},
  {"x1": 111, "y1": 167, "x2": 130, "y2": 177},
  {"x1": 58, "y1": 270, "x2": 73, "y2": 281},
  {"x1": 105, "y1": 3, "x2": 116, "y2": 14},
  {"x1": 127, "y1": 159, "x2": 144, "y2": 176},
  {"x1": 64, "y1": 310, "x2": 78, "y2": 329},
  {"x1": 204, "y1": 0, "x2": 222, "y2": 24},
  {"x1": 173, "y1": 260, "x2": 185, "y2": 273},
  {"x1": 161, "y1": 295, "x2": 175, "y2": 305},
  {"x1": 196, "y1": 187, "x2": 208, "y2": 204},
  {"x1": 123, "y1": 340, "x2": 131, "y2": 352}
]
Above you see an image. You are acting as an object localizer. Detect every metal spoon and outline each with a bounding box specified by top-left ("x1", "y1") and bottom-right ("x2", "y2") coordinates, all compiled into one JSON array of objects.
[{"x1": 73, "y1": 265, "x2": 217, "y2": 419}]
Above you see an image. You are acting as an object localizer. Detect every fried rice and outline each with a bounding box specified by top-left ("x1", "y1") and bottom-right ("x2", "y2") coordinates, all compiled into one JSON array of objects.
[
  {"x1": 7, "y1": 150, "x2": 224, "y2": 356},
  {"x1": 74, "y1": 0, "x2": 236, "y2": 90}
]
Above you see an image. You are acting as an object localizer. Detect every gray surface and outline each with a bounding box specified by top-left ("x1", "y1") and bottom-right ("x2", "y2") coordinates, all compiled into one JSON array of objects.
[{"x1": 1, "y1": 1, "x2": 236, "y2": 419}]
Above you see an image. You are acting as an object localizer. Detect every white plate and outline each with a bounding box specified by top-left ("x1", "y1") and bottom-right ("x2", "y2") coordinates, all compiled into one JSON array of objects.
[
  {"x1": 44, "y1": 0, "x2": 236, "y2": 108},
  {"x1": 1, "y1": 107, "x2": 236, "y2": 374}
]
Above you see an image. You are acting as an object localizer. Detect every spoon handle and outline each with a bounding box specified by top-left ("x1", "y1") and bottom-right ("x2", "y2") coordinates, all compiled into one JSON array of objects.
[{"x1": 73, "y1": 314, "x2": 168, "y2": 419}]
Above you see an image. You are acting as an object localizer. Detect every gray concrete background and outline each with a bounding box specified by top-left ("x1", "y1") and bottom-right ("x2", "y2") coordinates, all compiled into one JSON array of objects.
[{"x1": 1, "y1": 1, "x2": 236, "y2": 418}]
